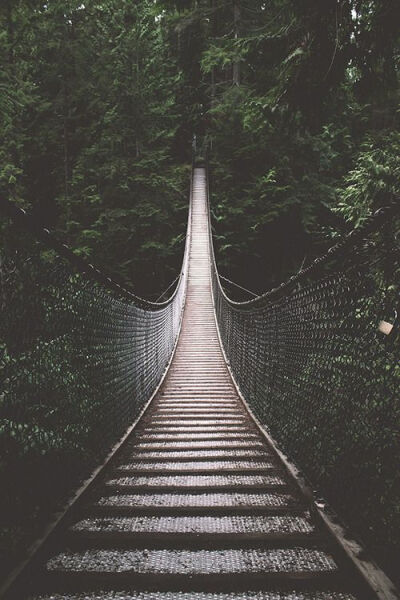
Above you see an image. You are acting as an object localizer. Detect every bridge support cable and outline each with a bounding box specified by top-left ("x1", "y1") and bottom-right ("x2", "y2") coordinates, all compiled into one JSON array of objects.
[
  {"x1": 207, "y1": 166, "x2": 400, "y2": 587},
  {"x1": 0, "y1": 191, "x2": 191, "y2": 580}
]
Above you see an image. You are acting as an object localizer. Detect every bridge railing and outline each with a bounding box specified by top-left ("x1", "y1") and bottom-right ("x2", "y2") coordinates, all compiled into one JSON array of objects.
[
  {"x1": 206, "y1": 168, "x2": 400, "y2": 576},
  {"x1": 0, "y1": 187, "x2": 191, "y2": 570}
]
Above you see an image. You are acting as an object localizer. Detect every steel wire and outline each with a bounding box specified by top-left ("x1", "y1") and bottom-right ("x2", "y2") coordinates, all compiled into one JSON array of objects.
[
  {"x1": 0, "y1": 195, "x2": 191, "y2": 560},
  {"x1": 208, "y1": 182, "x2": 400, "y2": 570}
]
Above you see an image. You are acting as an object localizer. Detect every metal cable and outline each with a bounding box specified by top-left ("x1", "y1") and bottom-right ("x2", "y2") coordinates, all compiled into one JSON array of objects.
[
  {"x1": 219, "y1": 274, "x2": 258, "y2": 297},
  {"x1": 0, "y1": 187, "x2": 192, "y2": 543},
  {"x1": 206, "y1": 166, "x2": 400, "y2": 567}
]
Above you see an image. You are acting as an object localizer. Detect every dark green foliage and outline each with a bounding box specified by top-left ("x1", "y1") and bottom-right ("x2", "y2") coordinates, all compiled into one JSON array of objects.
[
  {"x1": 197, "y1": 0, "x2": 399, "y2": 293},
  {"x1": 0, "y1": 0, "x2": 189, "y2": 297},
  {"x1": 1, "y1": 1, "x2": 398, "y2": 295},
  {"x1": 0, "y1": 0, "x2": 399, "y2": 588}
]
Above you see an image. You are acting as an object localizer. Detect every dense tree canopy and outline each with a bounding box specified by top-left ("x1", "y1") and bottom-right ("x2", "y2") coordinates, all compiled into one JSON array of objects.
[{"x1": 0, "y1": 0, "x2": 399, "y2": 295}]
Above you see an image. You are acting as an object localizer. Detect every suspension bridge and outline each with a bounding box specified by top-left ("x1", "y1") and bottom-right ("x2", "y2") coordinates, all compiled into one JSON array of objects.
[{"x1": 0, "y1": 166, "x2": 399, "y2": 599}]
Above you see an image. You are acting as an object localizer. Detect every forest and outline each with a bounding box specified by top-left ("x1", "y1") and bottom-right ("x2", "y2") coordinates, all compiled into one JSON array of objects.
[
  {"x1": 0, "y1": 0, "x2": 399, "y2": 593},
  {"x1": 1, "y1": 0, "x2": 398, "y2": 296}
]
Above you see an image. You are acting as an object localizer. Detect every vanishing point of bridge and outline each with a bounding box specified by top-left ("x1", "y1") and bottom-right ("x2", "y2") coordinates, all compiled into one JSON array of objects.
[{"x1": 0, "y1": 168, "x2": 399, "y2": 599}]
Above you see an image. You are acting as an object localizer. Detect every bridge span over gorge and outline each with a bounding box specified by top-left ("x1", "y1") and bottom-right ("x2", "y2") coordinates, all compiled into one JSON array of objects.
[{"x1": 0, "y1": 166, "x2": 399, "y2": 599}]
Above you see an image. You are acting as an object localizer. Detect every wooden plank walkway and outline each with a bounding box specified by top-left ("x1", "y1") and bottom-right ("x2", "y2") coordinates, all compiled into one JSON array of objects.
[{"x1": 6, "y1": 168, "x2": 396, "y2": 599}]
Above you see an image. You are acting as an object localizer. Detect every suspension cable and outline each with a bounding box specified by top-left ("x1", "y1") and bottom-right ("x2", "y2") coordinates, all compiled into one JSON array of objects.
[
  {"x1": 156, "y1": 274, "x2": 181, "y2": 302},
  {"x1": 219, "y1": 274, "x2": 258, "y2": 297},
  {"x1": 204, "y1": 158, "x2": 400, "y2": 573},
  {"x1": 0, "y1": 197, "x2": 184, "y2": 309},
  {"x1": 0, "y1": 178, "x2": 192, "y2": 572}
]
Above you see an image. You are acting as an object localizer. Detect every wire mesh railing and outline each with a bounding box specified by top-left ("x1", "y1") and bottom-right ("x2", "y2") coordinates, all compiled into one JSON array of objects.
[
  {"x1": 0, "y1": 191, "x2": 191, "y2": 577},
  {"x1": 207, "y1": 171, "x2": 400, "y2": 575}
]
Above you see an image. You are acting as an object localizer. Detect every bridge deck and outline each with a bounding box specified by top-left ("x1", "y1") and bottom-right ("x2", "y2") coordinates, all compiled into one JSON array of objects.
[{"x1": 25, "y1": 168, "x2": 366, "y2": 598}]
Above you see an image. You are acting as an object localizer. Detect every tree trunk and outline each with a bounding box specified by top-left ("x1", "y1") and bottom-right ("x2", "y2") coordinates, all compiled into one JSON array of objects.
[
  {"x1": 232, "y1": 0, "x2": 240, "y2": 85},
  {"x1": 210, "y1": 0, "x2": 216, "y2": 105},
  {"x1": 63, "y1": 80, "x2": 70, "y2": 202}
]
